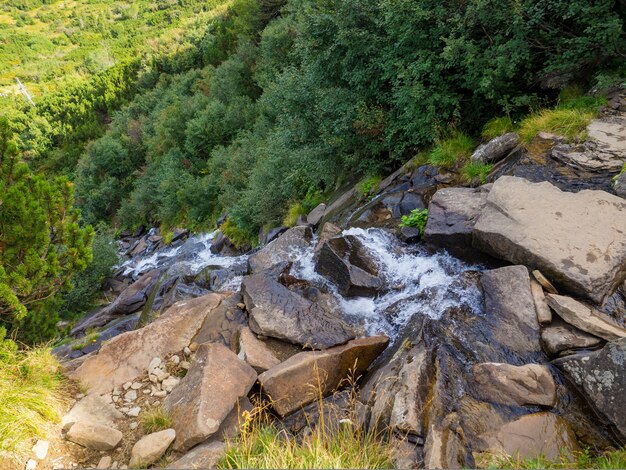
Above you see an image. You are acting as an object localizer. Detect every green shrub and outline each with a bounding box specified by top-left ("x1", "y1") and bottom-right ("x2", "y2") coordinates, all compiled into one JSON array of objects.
[
  {"x1": 427, "y1": 132, "x2": 475, "y2": 170},
  {"x1": 221, "y1": 218, "x2": 257, "y2": 249},
  {"x1": 356, "y1": 175, "x2": 383, "y2": 198},
  {"x1": 518, "y1": 108, "x2": 596, "y2": 144},
  {"x1": 283, "y1": 203, "x2": 307, "y2": 228},
  {"x1": 0, "y1": 328, "x2": 67, "y2": 464},
  {"x1": 482, "y1": 116, "x2": 515, "y2": 140},
  {"x1": 399, "y1": 209, "x2": 428, "y2": 236},
  {"x1": 462, "y1": 162, "x2": 493, "y2": 185}
]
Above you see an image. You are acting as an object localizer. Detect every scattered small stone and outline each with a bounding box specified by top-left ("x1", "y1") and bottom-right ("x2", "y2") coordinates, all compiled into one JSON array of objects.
[
  {"x1": 183, "y1": 347, "x2": 191, "y2": 356},
  {"x1": 122, "y1": 382, "x2": 132, "y2": 391},
  {"x1": 32, "y1": 440, "x2": 49, "y2": 460},
  {"x1": 111, "y1": 395, "x2": 119, "y2": 403},
  {"x1": 532, "y1": 270, "x2": 558, "y2": 295},
  {"x1": 96, "y1": 455, "x2": 111, "y2": 469},
  {"x1": 110, "y1": 462, "x2": 118, "y2": 470},
  {"x1": 169, "y1": 355, "x2": 180, "y2": 365},
  {"x1": 25, "y1": 459, "x2": 37, "y2": 470},
  {"x1": 119, "y1": 407, "x2": 129, "y2": 413},
  {"x1": 75, "y1": 393, "x2": 85, "y2": 400},
  {"x1": 149, "y1": 374, "x2": 158, "y2": 383},
  {"x1": 180, "y1": 361, "x2": 191, "y2": 370},
  {"x1": 153, "y1": 390, "x2": 167, "y2": 398},
  {"x1": 129, "y1": 422, "x2": 138, "y2": 430},
  {"x1": 143, "y1": 389, "x2": 151, "y2": 394},
  {"x1": 129, "y1": 429, "x2": 176, "y2": 468},
  {"x1": 124, "y1": 390, "x2": 137, "y2": 402},
  {"x1": 162, "y1": 376, "x2": 180, "y2": 393},
  {"x1": 189, "y1": 342, "x2": 198, "y2": 352},
  {"x1": 148, "y1": 357, "x2": 161, "y2": 372},
  {"x1": 126, "y1": 407, "x2": 141, "y2": 417},
  {"x1": 152, "y1": 400, "x2": 161, "y2": 406},
  {"x1": 130, "y1": 382, "x2": 142, "y2": 390},
  {"x1": 155, "y1": 369, "x2": 170, "y2": 382}
]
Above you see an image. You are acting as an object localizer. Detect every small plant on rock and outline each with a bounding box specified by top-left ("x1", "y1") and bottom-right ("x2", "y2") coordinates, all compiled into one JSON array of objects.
[
  {"x1": 399, "y1": 209, "x2": 428, "y2": 236},
  {"x1": 462, "y1": 162, "x2": 493, "y2": 185},
  {"x1": 427, "y1": 131, "x2": 475, "y2": 170},
  {"x1": 140, "y1": 406, "x2": 173, "y2": 434},
  {"x1": 482, "y1": 116, "x2": 515, "y2": 140},
  {"x1": 356, "y1": 175, "x2": 383, "y2": 199}
]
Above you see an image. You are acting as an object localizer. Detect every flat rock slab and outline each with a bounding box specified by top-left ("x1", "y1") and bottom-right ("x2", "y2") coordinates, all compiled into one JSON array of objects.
[
  {"x1": 238, "y1": 326, "x2": 282, "y2": 372},
  {"x1": 477, "y1": 412, "x2": 578, "y2": 460},
  {"x1": 258, "y1": 336, "x2": 389, "y2": 416},
  {"x1": 242, "y1": 271, "x2": 356, "y2": 349},
  {"x1": 66, "y1": 421, "x2": 122, "y2": 451},
  {"x1": 472, "y1": 363, "x2": 556, "y2": 407},
  {"x1": 61, "y1": 394, "x2": 123, "y2": 431},
  {"x1": 248, "y1": 226, "x2": 312, "y2": 273},
  {"x1": 129, "y1": 428, "x2": 176, "y2": 468},
  {"x1": 473, "y1": 176, "x2": 626, "y2": 303},
  {"x1": 167, "y1": 441, "x2": 226, "y2": 469},
  {"x1": 71, "y1": 294, "x2": 223, "y2": 394},
  {"x1": 555, "y1": 338, "x2": 626, "y2": 439},
  {"x1": 546, "y1": 294, "x2": 626, "y2": 341},
  {"x1": 541, "y1": 319, "x2": 604, "y2": 357},
  {"x1": 165, "y1": 342, "x2": 257, "y2": 452}
]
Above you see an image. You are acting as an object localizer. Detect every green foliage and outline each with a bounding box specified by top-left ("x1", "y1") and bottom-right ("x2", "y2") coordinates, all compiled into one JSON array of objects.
[
  {"x1": 462, "y1": 162, "x2": 494, "y2": 185},
  {"x1": 0, "y1": 328, "x2": 67, "y2": 463},
  {"x1": 399, "y1": 209, "x2": 428, "y2": 236},
  {"x1": 356, "y1": 175, "x2": 383, "y2": 198},
  {"x1": 482, "y1": 116, "x2": 515, "y2": 140},
  {"x1": 70, "y1": 329, "x2": 100, "y2": 351},
  {"x1": 283, "y1": 203, "x2": 307, "y2": 228},
  {"x1": 518, "y1": 108, "x2": 596, "y2": 144},
  {"x1": 60, "y1": 224, "x2": 119, "y2": 319},
  {"x1": 427, "y1": 132, "x2": 475, "y2": 170},
  {"x1": 141, "y1": 406, "x2": 173, "y2": 434},
  {"x1": 0, "y1": 118, "x2": 94, "y2": 344},
  {"x1": 221, "y1": 219, "x2": 257, "y2": 249}
]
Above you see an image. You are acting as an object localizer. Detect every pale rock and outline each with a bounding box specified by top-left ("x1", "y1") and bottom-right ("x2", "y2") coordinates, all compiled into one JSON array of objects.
[
  {"x1": 129, "y1": 422, "x2": 138, "y2": 430},
  {"x1": 126, "y1": 407, "x2": 141, "y2": 417},
  {"x1": 129, "y1": 429, "x2": 176, "y2": 468},
  {"x1": 169, "y1": 355, "x2": 180, "y2": 365},
  {"x1": 530, "y1": 280, "x2": 552, "y2": 325},
  {"x1": 62, "y1": 395, "x2": 123, "y2": 432},
  {"x1": 124, "y1": 390, "x2": 137, "y2": 402},
  {"x1": 96, "y1": 456, "x2": 111, "y2": 469},
  {"x1": 162, "y1": 376, "x2": 180, "y2": 393},
  {"x1": 25, "y1": 459, "x2": 37, "y2": 470},
  {"x1": 32, "y1": 440, "x2": 49, "y2": 460},
  {"x1": 238, "y1": 326, "x2": 282, "y2": 372},
  {"x1": 180, "y1": 361, "x2": 191, "y2": 370},
  {"x1": 122, "y1": 382, "x2": 131, "y2": 391},
  {"x1": 183, "y1": 347, "x2": 191, "y2": 356},
  {"x1": 166, "y1": 441, "x2": 226, "y2": 469},
  {"x1": 66, "y1": 422, "x2": 122, "y2": 451},
  {"x1": 130, "y1": 382, "x2": 142, "y2": 390}
]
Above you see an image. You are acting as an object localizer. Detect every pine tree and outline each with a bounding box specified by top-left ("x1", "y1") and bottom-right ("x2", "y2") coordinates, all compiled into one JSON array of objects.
[{"x1": 0, "y1": 117, "x2": 94, "y2": 343}]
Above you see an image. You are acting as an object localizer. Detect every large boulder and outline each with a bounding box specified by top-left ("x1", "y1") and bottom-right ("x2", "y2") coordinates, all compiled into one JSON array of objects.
[
  {"x1": 248, "y1": 226, "x2": 312, "y2": 273},
  {"x1": 237, "y1": 326, "x2": 283, "y2": 372},
  {"x1": 546, "y1": 294, "x2": 626, "y2": 341},
  {"x1": 471, "y1": 363, "x2": 556, "y2": 407},
  {"x1": 61, "y1": 395, "x2": 123, "y2": 432},
  {"x1": 471, "y1": 133, "x2": 519, "y2": 164},
  {"x1": 71, "y1": 294, "x2": 224, "y2": 394},
  {"x1": 473, "y1": 176, "x2": 626, "y2": 303},
  {"x1": 164, "y1": 343, "x2": 257, "y2": 452},
  {"x1": 241, "y1": 270, "x2": 356, "y2": 349},
  {"x1": 129, "y1": 429, "x2": 176, "y2": 468},
  {"x1": 65, "y1": 422, "x2": 122, "y2": 451},
  {"x1": 167, "y1": 441, "x2": 226, "y2": 469},
  {"x1": 315, "y1": 235, "x2": 383, "y2": 296},
  {"x1": 476, "y1": 412, "x2": 578, "y2": 461},
  {"x1": 554, "y1": 338, "x2": 626, "y2": 440},
  {"x1": 423, "y1": 185, "x2": 490, "y2": 257},
  {"x1": 541, "y1": 319, "x2": 604, "y2": 357},
  {"x1": 258, "y1": 336, "x2": 389, "y2": 416},
  {"x1": 72, "y1": 269, "x2": 163, "y2": 335}
]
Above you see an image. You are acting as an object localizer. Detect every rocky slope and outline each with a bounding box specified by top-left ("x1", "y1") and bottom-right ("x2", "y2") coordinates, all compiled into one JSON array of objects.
[{"x1": 34, "y1": 89, "x2": 626, "y2": 469}]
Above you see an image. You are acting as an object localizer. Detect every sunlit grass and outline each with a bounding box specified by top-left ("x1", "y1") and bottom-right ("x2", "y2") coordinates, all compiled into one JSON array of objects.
[
  {"x1": 427, "y1": 131, "x2": 475, "y2": 170},
  {"x1": 479, "y1": 448, "x2": 626, "y2": 469},
  {"x1": 140, "y1": 406, "x2": 173, "y2": 434},
  {"x1": 518, "y1": 108, "x2": 596, "y2": 144}
]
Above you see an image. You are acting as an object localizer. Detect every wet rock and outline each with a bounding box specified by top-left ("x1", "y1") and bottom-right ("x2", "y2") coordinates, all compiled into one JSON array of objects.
[
  {"x1": 423, "y1": 416, "x2": 475, "y2": 470},
  {"x1": 71, "y1": 294, "x2": 224, "y2": 394},
  {"x1": 307, "y1": 203, "x2": 327, "y2": 226},
  {"x1": 248, "y1": 226, "x2": 312, "y2": 273},
  {"x1": 258, "y1": 336, "x2": 389, "y2": 416},
  {"x1": 424, "y1": 185, "x2": 490, "y2": 258},
  {"x1": 481, "y1": 265, "x2": 543, "y2": 362},
  {"x1": 66, "y1": 422, "x2": 122, "y2": 451},
  {"x1": 315, "y1": 235, "x2": 383, "y2": 297},
  {"x1": 166, "y1": 441, "x2": 226, "y2": 469},
  {"x1": 129, "y1": 429, "x2": 176, "y2": 468},
  {"x1": 62, "y1": 395, "x2": 123, "y2": 432},
  {"x1": 551, "y1": 116, "x2": 626, "y2": 173},
  {"x1": 540, "y1": 319, "x2": 603, "y2": 357},
  {"x1": 242, "y1": 270, "x2": 356, "y2": 349},
  {"x1": 471, "y1": 363, "x2": 556, "y2": 407},
  {"x1": 72, "y1": 269, "x2": 163, "y2": 335},
  {"x1": 473, "y1": 176, "x2": 626, "y2": 303},
  {"x1": 314, "y1": 222, "x2": 342, "y2": 253},
  {"x1": 209, "y1": 231, "x2": 247, "y2": 256},
  {"x1": 614, "y1": 171, "x2": 626, "y2": 198},
  {"x1": 237, "y1": 326, "x2": 282, "y2": 372},
  {"x1": 192, "y1": 292, "x2": 247, "y2": 349},
  {"x1": 398, "y1": 226, "x2": 421, "y2": 244},
  {"x1": 476, "y1": 412, "x2": 578, "y2": 461},
  {"x1": 554, "y1": 338, "x2": 626, "y2": 440},
  {"x1": 530, "y1": 279, "x2": 552, "y2": 325},
  {"x1": 546, "y1": 294, "x2": 626, "y2": 341},
  {"x1": 471, "y1": 133, "x2": 520, "y2": 164},
  {"x1": 164, "y1": 343, "x2": 257, "y2": 451}
]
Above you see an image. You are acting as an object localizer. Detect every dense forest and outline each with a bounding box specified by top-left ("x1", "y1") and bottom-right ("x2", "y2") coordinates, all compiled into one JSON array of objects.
[{"x1": 1, "y1": 0, "x2": 625, "y2": 343}]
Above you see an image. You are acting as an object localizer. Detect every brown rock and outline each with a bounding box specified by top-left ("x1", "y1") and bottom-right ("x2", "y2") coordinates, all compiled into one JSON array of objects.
[
  {"x1": 61, "y1": 395, "x2": 123, "y2": 432},
  {"x1": 248, "y1": 226, "x2": 312, "y2": 273},
  {"x1": 129, "y1": 429, "x2": 176, "y2": 468},
  {"x1": 546, "y1": 294, "x2": 626, "y2": 341},
  {"x1": 530, "y1": 280, "x2": 552, "y2": 325},
  {"x1": 532, "y1": 270, "x2": 558, "y2": 295},
  {"x1": 258, "y1": 336, "x2": 389, "y2": 416},
  {"x1": 472, "y1": 363, "x2": 556, "y2": 407},
  {"x1": 165, "y1": 343, "x2": 257, "y2": 451},
  {"x1": 66, "y1": 422, "x2": 122, "y2": 451},
  {"x1": 167, "y1": 441, "x2": 226, "y2": 469},
  {"x1": 540, "y1": 319, "x2": 603, "y2": 357},
  {"x1": 237, "y1": 327, "x2": 282, "y2": 372},
  {"x1": 72, "y1": 294, "x2": 224, "y2": 394}
]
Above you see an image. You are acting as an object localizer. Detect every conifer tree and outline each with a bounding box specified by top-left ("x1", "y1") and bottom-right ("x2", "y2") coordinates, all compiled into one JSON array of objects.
[{"x1": 0, "y1": 117, "x2": 93, "y2": 343}]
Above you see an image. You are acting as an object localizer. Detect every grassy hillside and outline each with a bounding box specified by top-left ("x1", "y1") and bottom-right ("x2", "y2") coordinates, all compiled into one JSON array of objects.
[{"x1": 0, "y1": 0, "x2": 231, "y2": 98}]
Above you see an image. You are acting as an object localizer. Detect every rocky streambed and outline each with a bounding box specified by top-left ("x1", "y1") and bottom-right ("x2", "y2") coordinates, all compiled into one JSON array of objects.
[{"x1": 43, "y1": 91, "x2": 626, "y2": 469}]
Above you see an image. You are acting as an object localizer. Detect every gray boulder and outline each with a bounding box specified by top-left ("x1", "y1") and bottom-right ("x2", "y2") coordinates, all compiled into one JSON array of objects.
[
  {"x1": 471, "y1": 132, "x2": 519, "y2": 164},
  {"x1": 473, "y1": 176, "x2": 626, "y2": 303},
  {"x1": 555, "y1": 338, "x2": 626, "y2": 440},
  {"x1": 248, "y1": 226, "x2": 312, "y2": 273},
  {"x1": 315, "y1": 235, "x2": 383, "y2": 297},
  {"x1": 614, "y1": 171, "x2": 626, "y2": 198},
  {"x1": 307, "y1": 203, "x2": 327, "y2": 226}
]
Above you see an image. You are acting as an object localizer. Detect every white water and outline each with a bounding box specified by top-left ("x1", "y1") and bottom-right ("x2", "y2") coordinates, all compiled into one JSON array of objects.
[{"x1": 291, "y1": 227, "x2": 483, "y2": 338}]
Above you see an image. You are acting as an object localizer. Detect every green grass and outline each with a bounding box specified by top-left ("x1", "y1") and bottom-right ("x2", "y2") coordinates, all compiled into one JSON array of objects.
[
  {"x1": 0, "y1": 330, "x2": 67, "y2": 464},
  {"x1": 481, "y1": 448, "x2": 626, "y2": 469},
  {"x1": 462, "y1": 162, "x2": 493, "y2": 184},
  {"x1": 220, "y1": 405, "x2": 394, "y2": 469},
  {"x1": 283, "y1": 202, "x2": 307, "y2": 228},
  {"x1": 140, "y1": 406, "x2": 173, "y2": 434},
  {"x1": 427, "y1": 131, "x2": 475, "y2": 170},
  {"x1": 518, "y1": 108, "x2": 596, "y2": 144},
  {"x1": 482, "y1": 116, "x2": 515, "y2": 140},
  {"x1": 356, "y1": 175, "x2": 383, "y2": 198},
  {"x1": 399, "y1": 209, "x2": 428, "y2": 235},
  {"x1": 221, "y1": 218, "x2": 257, "y2": 249},
  {"x1": 70, "y1": 329, "x2": 100, "y2": 351}
]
